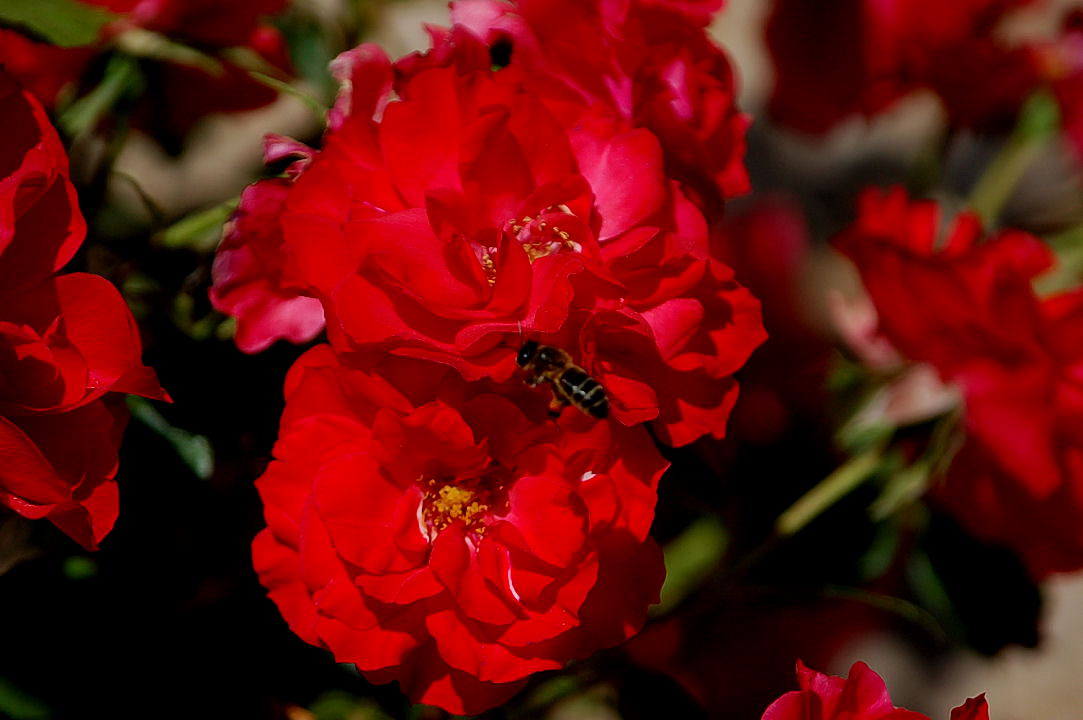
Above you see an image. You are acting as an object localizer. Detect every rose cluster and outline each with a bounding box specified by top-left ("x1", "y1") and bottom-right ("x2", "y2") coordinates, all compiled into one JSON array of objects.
[
  {"x1": 762, "y1": 661, "x2": 990, "y2": 720},
  {"x1": 212, "y1": 0, "x2": 765, "y2": 712},
  {"x1": 0, "y1": 69, "x2": 165, "y2": 550},
  {"x1": 836, "y1": 187, "x2": 1083, "y2": 578}
]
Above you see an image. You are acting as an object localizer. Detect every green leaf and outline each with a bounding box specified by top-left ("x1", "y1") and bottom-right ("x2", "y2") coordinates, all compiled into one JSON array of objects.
[
  {"x1": 247, "y1": 71, "x2": 328, "y2": 118},
  {"x1": 62, "y1": 556, "x2": 98, "y2": 580},
  {"x1": 775, "y1": 449, "x2": 884, "y2": 537},
  {"x1": 127, "y1": 397, "x2": 214, "y2": 480},
  {"x1": 654, "y1": 516, "x2": 728, "y2": 615},
  {"x1": 0, "y1": 679, "x2": 49, "y2": 720},
  {"x1": 868, "y1": 461, "x2": 931, "y2": 522},
  {"x1": 0, "y1": 0, "x2": 116, "y2": 47},
  {"x1": 1037, "y1": 223, "x2": 1083, "y2": 296},
  {"x1": 153, "y1": 199, "x2": 238, "y2": 253},
  {"x1": 308, "y1": 691, "x2": 393, "y2": 720},
  {"x1": 968, "y1": 90, "x2": 1060, "y2": 226},
  {"x1": 858, "y1": 520, "x2": 902, "y2": 581},
  {"x1": 822, "y1": 585, "x2": 947, "y2": 642},
  {"x1": 906, "y1": 548, "x2": 962, "y2": 640},
  {"x1": 58, "y1": 53, "x2": 142, "y2": 137},
  {"x1": 113, "y1": 27, "x2": 223, "y2": 75}
]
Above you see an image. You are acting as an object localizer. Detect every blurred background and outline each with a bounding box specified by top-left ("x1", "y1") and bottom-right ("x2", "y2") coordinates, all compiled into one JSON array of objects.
[{"x1": 2, "y1": 0, "x2": 1083, "y2": 718}]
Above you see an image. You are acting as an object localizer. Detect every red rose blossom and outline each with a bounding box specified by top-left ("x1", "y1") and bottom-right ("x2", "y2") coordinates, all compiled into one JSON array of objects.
[
  {"x1": 240, "y1": 38, "x2": 763, "y2": 445},
  {"x1": 253, "y1": 345, "x2": 667, "y2": 714},
  {"x1": 0, "y1": 70, "x2": 165, "y2": 549},
  {"x1": 210, "y1": 136, "x2": 324, "y2": 353},
  {"x1": 762, "y1": 661, "x2": 989, "y2": 720},
  {"x1": 208, "y1": 45, "x2": 395, "y2": 353},
  {"x1": 446, "y1": 0, "x2": 749, "y2": 209},
  {"x1": 835, "y1": 187, "x2": 1083, "y2": 577},
  {"x1": 765, "y1": 0, "x2": 1040, "y2": 134}
]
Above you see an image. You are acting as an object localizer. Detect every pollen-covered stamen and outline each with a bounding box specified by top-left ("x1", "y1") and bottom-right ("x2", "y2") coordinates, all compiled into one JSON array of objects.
[
  {"x1": 419, "y1": 473, "x2": 506, "y2": 536},
  {"x1": 474, "y1": 245, "x2": 498, "y2": 286},
  {"x1": 503, "y1": 205, "x2": 583, "y2": 262}
]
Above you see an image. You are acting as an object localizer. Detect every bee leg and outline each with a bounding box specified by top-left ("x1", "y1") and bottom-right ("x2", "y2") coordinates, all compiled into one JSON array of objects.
[
  {"x1": 525, "y1": 376, "x2": 544, "y2": 387},
  {"x1": 547, "y1": 396, "x2": 567, "y2": 417}
]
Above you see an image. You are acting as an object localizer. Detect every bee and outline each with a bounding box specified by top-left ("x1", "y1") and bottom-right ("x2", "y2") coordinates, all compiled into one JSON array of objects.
[{"x1": 516, "y1": 340, "x2": 609, "y2": 419}]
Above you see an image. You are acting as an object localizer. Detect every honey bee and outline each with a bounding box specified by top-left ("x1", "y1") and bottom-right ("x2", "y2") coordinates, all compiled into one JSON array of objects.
[{"x1": 516, "y1": 340, "x2": 609, "y2": 419}]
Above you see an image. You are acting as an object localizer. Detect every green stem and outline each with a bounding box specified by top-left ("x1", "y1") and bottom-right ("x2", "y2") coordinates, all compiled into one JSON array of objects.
[
  {"x1": 58, "y1": 54, "x2": 141, "y2": 138},
  {"x1": 968, "y1": 91, "x2": 1060, "y2": 227},
  {"x1": 775, "y1": 449, "x2": 882, "y2": 537}
]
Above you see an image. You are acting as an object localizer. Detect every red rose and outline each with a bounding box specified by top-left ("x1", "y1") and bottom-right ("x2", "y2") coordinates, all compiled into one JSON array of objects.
[
  {"x1": 210, "y1": 136, "x2": 324, "y2": 353},
  {"x1": 835, "y1": 187, "x2": 1083, "y2": 576},
  {"x1": 0, "y1": 71, "x2": 165, "y2": 549},
  {"x1": 253, "y1": 345, "x2": 667, "y2": 714},
  {"x1": 765, "y1": 0, "x2": 1040, "y2": 134},
  {"x1": 447, "y1": 0, "x2": 749, "y2": 208},
  {"x1": 762, "y1": 661, "x2": 988, "y2": 720},
  {"x1": 244, "y1": 39, "x2": 763, "y2": 444},
  {"x1": 209, "y1": 46, "x2": 392, "y2": 353}
]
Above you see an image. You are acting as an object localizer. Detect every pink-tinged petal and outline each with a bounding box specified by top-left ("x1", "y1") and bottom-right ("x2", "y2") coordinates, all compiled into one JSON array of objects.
[
  {"x1": 328, "y1": 43, "x2": 393, "y2": 131},
  {"x1": 641, "y1": 297, "x2": 704, "y2": 360},
  {"x1": 571, "y1": 120, "x2": 667, "y2": 241},
  {"x1": 262, "y1": 133, "x2": 315, "y2": 168},
  {"x1": 232, "y1": 293, "x2": 325, "y2": 354},
  {"x1": 211, "y1": 178, "x2": 326, "y2": 353}
]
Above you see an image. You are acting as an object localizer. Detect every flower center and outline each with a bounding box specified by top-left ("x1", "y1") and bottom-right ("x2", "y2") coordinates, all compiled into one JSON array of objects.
[
  {"x1": 506, "y1": 205, "x2": 583, "y2": 262},
  {"x1": 474, "y1": 206, "x2": 584, "y2": 285},
  {"x1": 420, "y1": 474, "x2": 505, "y2": 536}
]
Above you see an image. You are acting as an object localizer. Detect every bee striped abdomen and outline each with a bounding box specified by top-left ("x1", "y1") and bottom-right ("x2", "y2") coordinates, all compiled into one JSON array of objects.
[{"x1": 558, "y1": 369, "x2": 609, "y2": 419}]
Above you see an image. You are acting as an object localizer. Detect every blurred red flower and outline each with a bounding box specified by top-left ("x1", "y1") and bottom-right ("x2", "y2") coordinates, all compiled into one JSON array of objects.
[
  {"x1": 252, "y1": 345, "x2": 666, "y2": 714},
  {"x1": 762, "y1": 661, "x2": 988, "y2": 720},
  {"x1": 0, "y1": 0, "x2": 290, "y2": 141},
  {"x1": 447, "y1": 0, "x2": 749, "y2": 209},
  {"x1": 227, "y1": 40, "x2": 763, "y2": 445},
  {"x1": 836, "y1": 187, "x2": 1083, "y2": 577},
  {"x1": 765, "y1": 0, "x2": 1039, "y2": 134},
  {"x1": 0, "y1": 71, "x2": 165, "y2": 549}
]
